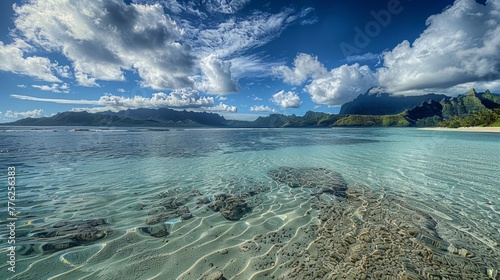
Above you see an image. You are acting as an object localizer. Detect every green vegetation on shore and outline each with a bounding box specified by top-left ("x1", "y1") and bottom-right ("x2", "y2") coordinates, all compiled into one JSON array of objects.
[
  {"x1": 282, "y1": 113, "x2": 410, "y2": 127},
  {"x1": 321, "y1": 113, "x2": 410, "y2": 127},
  {"x1": 437, "y1": 108, "x2": 500, "y2": 128}
]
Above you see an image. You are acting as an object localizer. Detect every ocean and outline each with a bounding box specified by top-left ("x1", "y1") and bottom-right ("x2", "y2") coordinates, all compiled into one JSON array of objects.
[{"x1": 0, "y1": 127, "x2": 499, "y2": 279}]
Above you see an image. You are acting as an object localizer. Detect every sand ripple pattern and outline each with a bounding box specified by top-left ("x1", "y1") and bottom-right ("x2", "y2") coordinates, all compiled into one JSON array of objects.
[
  {"x1": 1, "y1": 128, "x2": 499, "y2": 280},
  {"x1": 2, "y1": 167, "x2": 499, "y2": 280},
  {"x1": 283, "y1": 185, "x2": 500, "y2": 280}
]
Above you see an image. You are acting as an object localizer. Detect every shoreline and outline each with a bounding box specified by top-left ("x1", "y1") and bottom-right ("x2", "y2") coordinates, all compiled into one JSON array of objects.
[{"x1": 419, "y1": 126, "x2": 500, "y2": 133}]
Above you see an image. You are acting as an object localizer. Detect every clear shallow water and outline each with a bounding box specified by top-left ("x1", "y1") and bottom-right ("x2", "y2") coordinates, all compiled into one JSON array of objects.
[{"x1": 0, "y1": 127, "x2": 499, "y2": 279}]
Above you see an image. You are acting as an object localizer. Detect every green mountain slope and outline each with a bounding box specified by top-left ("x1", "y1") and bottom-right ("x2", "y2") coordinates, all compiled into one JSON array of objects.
[
  {"x1": 407, "y1": 88, "x2": 500, "y2": 126},
  {"x1": 438, "y1": 108, "x2": 500, "y2": 128}
]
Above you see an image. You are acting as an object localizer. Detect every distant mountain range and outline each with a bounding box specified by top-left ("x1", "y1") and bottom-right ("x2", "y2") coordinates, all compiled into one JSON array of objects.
[
  {"x1": 3, "y1": 89, "x2": 500, "y2": 128},
  {"x1": 339, "y1": 89, "x2": 447, "y2": 115},
  {"x1": 6, "y1": 108, "x2": 229, "y2": 127},
  {"x1": 104, "y1": 108, "x2": 228, "y2": 127},
  {"x1": 283, "y1": 88, "x2": 500, "y2": 127},
  {"x1": 405, "y1": 88, "x2": 500, "y2": 127},
  {"x1": 269, "y1": 88, "x2": 500, "y2": 127}
]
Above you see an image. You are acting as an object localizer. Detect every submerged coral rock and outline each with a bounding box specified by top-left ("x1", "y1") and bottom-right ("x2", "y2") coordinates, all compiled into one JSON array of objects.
[
  {"x1": 139, "y1": 223, "x2": 169, "y2": 238},
  {"x1": 181, "y1": 212, "x2": 193, "y2": 220},
  {"x1": 267, "y1": 167, "x2": 348, "y2": 198},
  {"x1": 208, "y1": 194, "x2": 226, "y2": 212},
  {"x1": 197, "y1": 197, "x2": 211, "y2": 207},
  {"x1": 145, "y1": 206, "x2": 193, "y2": 225},
  {"x1": 196, "y1": 175, "x2": 269, "y2": 220},
  {"x1": 220, "y1": 197, "x2": 248, "y2": 221},
  {"x1": 207, "y1": 193, "x2": 250, "y2": 221},
  {"x1": 41, "y1": 241, "x2": 79, "y2": 252},
  {"x1": 29, "y1": 219, "x2": 109, "y2": 243},
  {"x1": 157, "y1": 196, "x2": 188, "y2": 210},
  {"x1": 22, "y1": 218, "x2": 110, "y2": 254},
  {"x1": 203, "y1": 269, "x2": 224, "y2": 280}
]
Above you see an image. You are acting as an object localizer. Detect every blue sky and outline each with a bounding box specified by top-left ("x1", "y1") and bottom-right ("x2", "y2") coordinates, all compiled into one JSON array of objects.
[{"x1": 1, "y1": 0, "x2": 498, "y2": 122}]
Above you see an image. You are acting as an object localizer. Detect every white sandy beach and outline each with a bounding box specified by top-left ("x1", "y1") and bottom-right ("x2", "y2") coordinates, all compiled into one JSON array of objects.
[{"x1": 419, "y1": 127, "x2": 500, "y2": 133}]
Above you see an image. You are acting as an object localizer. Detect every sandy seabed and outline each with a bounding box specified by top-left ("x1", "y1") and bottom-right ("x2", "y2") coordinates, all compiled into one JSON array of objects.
[{"x1": 6, "y1": 170, "x2": 499, "y2": 280}]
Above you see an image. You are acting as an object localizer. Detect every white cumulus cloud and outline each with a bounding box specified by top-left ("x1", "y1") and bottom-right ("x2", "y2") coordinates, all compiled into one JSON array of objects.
[
  {"x1": 272, "y1": 53, "x2": 327, "y2": 85},
  {"x1": 6, "y1": 0, "x2": 317, "y2": 96},
  {"x1": 276, "y1": 0, "x2": 500, "y2": 105},
  {"x1": 274, "y1": 54, "x2": 377, "y2": 106},
  {"x1": 0, "y1": 109, "x2": 45, "y2": 120},
  {"x1": 305, "y1": 63, "x2": 377, "y2": 106},
  {"x1": 204, "y1": 0, "x2": 250, "y2": 14},
  {"x1": 0, "y1": 39, "x2": 62, "y2": 82},
  {"x1": 250, "y1": 105, "x2": 276, "y2": 113},
  {"x1": 97, "y1": 90, "x2": 214, "y2": 110},
  {"x1": 198, "y1": 54, "x2": 238, "y2": 94},
  {"x1": 32, "y1": 83, "x2": 70, "y2": 93},
  {"x1": 272, "y1": 90, "x2": 302, "y2": 109},
  {"x1": 207, "y1": 102, "x2": 237, "y2": 113},
  {"x1": 377, "y1": 0, "x2": 500, "y2": 93},
  {"x1": 159, "y1": 0, "x2": 184, "y2": 14},
  {"x1": 13, "y1": 0, "x2": 195, "y2": 89},
  {"x1": 137, "y1": 0, "x2": 249, "y2": 16},
  {"x1": 10, "y1": 89, "x2": 241, "y2": 113}
]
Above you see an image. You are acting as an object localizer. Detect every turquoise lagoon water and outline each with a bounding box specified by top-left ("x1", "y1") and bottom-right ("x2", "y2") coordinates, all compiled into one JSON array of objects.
[{"x1": 0, "y1": 127, "x2": 499, "y2": 279}]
